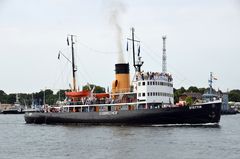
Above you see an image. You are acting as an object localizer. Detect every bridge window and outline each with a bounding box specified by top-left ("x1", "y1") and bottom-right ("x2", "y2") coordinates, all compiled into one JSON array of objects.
[
  {"x1": 143, "y1": 93, "x2": 145, "y2": 97},
  {"x1": 142, "y1": 82, "x2": 145, "y2": 86},
  {"x1": 138, "y1": 93, "x2": 141, "y2": 97}
]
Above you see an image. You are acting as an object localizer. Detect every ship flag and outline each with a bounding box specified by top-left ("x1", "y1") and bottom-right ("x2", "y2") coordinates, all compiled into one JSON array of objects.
[
  {"x1": 67, "y1": 37, "x2": 69, "y2": 46},
  {"x1": 138, "y1": 45, "x2": 140, "y2": 56},
  {"x1": 58, "y1": 51, "x2": 61, "y2": 59}
]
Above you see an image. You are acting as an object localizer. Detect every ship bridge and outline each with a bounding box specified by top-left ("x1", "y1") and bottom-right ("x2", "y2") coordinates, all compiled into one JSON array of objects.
[{"x1": 133, "y1": 72, "x2": 174, "y2": 104}]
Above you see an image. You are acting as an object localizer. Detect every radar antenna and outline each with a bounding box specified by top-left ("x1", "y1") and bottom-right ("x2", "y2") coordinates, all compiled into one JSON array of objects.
[{"x1": 162, "y1": 36, "x2": 167, "y2": 73}]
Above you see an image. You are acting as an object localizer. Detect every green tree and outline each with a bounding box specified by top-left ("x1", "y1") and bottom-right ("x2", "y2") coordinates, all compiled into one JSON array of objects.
[
  {"x1": 179, "y1": 87, "x2": 186, "y2": 94},
  {"x1": 185, "y1": 96, "x2": 193, "y2": 106},
  {"x1": 82, "y1": 84, "x2": 105, "y2": 93},
  {"x1": 187, "y1": 86, "x2": 199, "y2": 93},
  {"x1": 174, "y1": 88, "x2": 179, "y2": 103},
  {"x1": 56, "y1": 89, "x2": 69, "y2": 101},
  {"x1": 44, "y1": 89, "x2": 56, "y2": 105},
  {"x1": 19, "y1": 93, "x2": 32, "y2": 106},
  {"x1": 7, "y1": 94, "x2": 16, "y2": 104},
  {"x1": 174, "y1": 87, "x2": 186, "y2": 103},
  {"x1": 198, "y1": 88, "x2": 206, "y2": 94},
  {"x1": 0, "y1": 90, "x2": 7, "y2": 103},
  {"x1": 229, "y1": 90, "x2": 240, "y2": 102}
]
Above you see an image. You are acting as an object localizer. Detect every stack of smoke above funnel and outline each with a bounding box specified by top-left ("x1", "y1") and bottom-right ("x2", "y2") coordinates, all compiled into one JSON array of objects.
[
  {"x1": 108, "y1": 1, "x2": 125, "y2": 64},
  {"x1": 112, "y1": 36, "x2": 130, "y2": 94},
  {"x1": 108, "y1": 1, "x2": 130, "y2": 94},
  {"x1": 112, "y1": 34, "x2": 130, "y2": 94}
]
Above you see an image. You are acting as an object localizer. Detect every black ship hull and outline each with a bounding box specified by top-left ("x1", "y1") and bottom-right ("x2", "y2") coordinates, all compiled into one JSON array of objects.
[
  {"x1": 2, "y1": 110, "x2": 25, "y2": 114},
  {"x1": 24, "y1": 102, "x2": 221, "y2": 125}
]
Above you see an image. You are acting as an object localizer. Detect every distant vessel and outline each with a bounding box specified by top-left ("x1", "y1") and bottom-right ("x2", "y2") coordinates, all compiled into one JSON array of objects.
[
  {"x1": 202, "y1": 73, "x2": 238, "y2": 115},
  {"x1": 23, "y1": 94, "x2": 43, "y2": 113},
  {"x1": 25, "y1": 28, "x2": 222, "y2": 125},
  {"x1": 2, "y1": 94, "x2": 24, "y2": 114}
]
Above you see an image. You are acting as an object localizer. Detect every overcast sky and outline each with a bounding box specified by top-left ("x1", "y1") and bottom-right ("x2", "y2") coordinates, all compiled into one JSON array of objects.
[{"x1": 0, "y1": 0, "x2": 240, "y2": 94}]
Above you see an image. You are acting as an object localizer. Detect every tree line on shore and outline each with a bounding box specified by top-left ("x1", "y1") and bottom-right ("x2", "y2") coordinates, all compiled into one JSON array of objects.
[
  {"x1": 0, "y1": 84, "x2": 105, "y2": 106},
  {"x1": 174, "y1": 87, "x2": 240, "y2": 103},
  {"x1": 1, "y1": 85, "x2": 240, "y2": 105}
]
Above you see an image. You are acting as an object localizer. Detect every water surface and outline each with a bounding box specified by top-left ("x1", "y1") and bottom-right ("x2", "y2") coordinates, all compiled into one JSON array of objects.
[{"x1": 0, "y1": 114, "x2": 239, "y2": 159}]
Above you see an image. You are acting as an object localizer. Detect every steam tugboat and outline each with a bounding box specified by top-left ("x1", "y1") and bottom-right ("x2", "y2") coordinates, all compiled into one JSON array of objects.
[{"x1": 24, "y1": 28, "x2": 222, "y2": 125}]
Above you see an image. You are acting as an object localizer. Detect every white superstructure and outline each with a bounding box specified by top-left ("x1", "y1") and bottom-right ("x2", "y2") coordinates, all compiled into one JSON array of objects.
[{"x1": 133, "y1": 72, "x2": 174, "y2": 104}]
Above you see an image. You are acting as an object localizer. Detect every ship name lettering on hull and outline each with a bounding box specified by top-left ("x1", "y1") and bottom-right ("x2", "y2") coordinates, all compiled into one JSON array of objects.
[
  {"x1": 99, "y1": 111, "x2": 118, "y2": 116},
  {"x1": 189, "y1": 106, "x2": 202, "y2": 110}
]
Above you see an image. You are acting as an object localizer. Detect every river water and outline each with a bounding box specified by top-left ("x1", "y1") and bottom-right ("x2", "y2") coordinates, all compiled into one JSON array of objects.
[{"x1": 0, "y1": 114, "x2": 239, "y2": 159}]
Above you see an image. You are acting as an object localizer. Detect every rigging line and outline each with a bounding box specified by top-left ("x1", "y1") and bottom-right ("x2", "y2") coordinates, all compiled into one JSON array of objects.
[
  {"x1": 135, "y1": 35, "x2": 196, "y2": 85},
  {"x1": 141, "y1": 47, "x2": 162, "y2": 66},
  {"x1": 125, "y1": 39, "x2": 160, "y2": 66},
  {"x1": 58, "y1": 47, "x2": 85, "y2": 89},
  {"x1": 55, "y1": 48, "x2": 72, "y2": 88},
  {"x1": 51, "y1": 55, "x2": 67, "y2": 87},
  {"x1": 76, "y1": 70, "x2": 90, "y2": 88},
  {"x1": 59, "y1": 51, "x2": 72, "y2": 64},
  {"x1": 59, "y1": 47, "x2": 70, "y2": 53},
  {"x1": 74, "y1": 44, "x2": 94, "y2": 82},
  {"x1": 39, "y1": 48, "x2": 69, "y2": 90},
  {"x1": 135, "y1": 34, "x2": 162, "y2": 58},
  {"x1": 71, "y1": 66, "x2": 89, "y2": 88},
  {"x1": 77, "y1": 41, "x2": 120, "y2": 55},
  {"x1": 141, "y1": 44, "x2": 196, "y2": 86},
  {"x1": 141, "y1": 43, "x2": 181, "y2": 76},
  {"x1": 61, "y1": 63, "x2": 72, "y2": 90},
  {"x1": 74, "y1": 53, "x2": 94, "y2": 83},
  {"x1": 52, "y1": 60, "x2": 71, "y2": 90},
  {"x1": 140, "y1": 46, "x2": 184, "y2": 84},
  {"x1": 142, "y1": 47, "x2": 193, "y2": 86},
  {"x1": 141, "y1": 48, "x2": 182, "y2": 83},
  {"x1": 72, "y1": 53, "x2": 91, "y2": 87}
]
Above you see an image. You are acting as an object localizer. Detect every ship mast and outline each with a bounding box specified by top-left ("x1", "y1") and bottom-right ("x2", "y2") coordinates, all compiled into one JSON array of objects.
[
  {"x1": 209, "y1": 72, "x2": 213, "y2": 95},
  {"x1": 127, "y1": 27, "x2": 142, "y2": 73},
  {"x1": 68, "y1": 35, "x2": 77, "y2": 92},
  {"x1": 131, "y1": 28, "x2": 136, "y2": 70}
]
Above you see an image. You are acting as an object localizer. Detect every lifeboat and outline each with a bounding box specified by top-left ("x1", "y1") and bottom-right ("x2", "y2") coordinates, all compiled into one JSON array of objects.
[
  {"x1": 94, "y1": 93, "x2": 110, "y2": 99},
  {"x1": 65, "y1": 91, "x2": 90, "y2": 98}
]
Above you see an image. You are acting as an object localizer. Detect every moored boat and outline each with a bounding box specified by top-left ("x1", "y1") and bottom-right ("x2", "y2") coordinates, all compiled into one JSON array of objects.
[
  {"x1": 2, "y1": 94, "x2": 25, "y2": 114},
  {"x1": 25, "y1": 28, "x2": 222, "y2": 125},
  {"x1": 2, "y1": 108, "x2": 24, "y2": 114}
]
